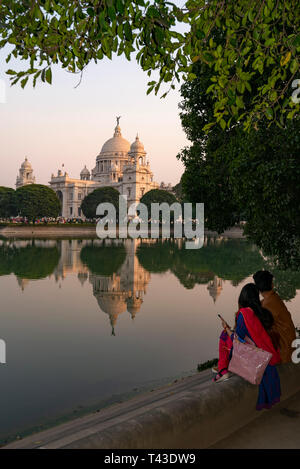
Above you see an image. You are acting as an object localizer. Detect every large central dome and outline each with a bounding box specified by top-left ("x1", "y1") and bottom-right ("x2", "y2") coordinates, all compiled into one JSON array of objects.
[{"x1": 100, "y1": 124, "x2": 130, "y2": 155}]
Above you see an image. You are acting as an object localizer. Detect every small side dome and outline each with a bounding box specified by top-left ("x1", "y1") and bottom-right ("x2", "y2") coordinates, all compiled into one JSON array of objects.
[
  {"x1": 130, "y1": 134, "x2": 145, "y2": 154},
  {"x1": 21, "y1": 157, "x2": 32, "y2": 169},
  {"x1": 80, "y1": 165, "x2": 90, "y2": 180}
]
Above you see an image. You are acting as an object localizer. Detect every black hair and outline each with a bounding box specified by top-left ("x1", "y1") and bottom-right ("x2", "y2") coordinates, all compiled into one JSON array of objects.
[
  {"x1": 238, "y1": 283, "x2": 279, "y2": 348},
  {"x1": 253, "y1": 270, "x2": 273, "y2": 293}
]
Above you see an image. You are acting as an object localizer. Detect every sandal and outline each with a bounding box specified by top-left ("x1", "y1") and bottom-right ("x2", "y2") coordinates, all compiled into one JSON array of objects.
[{"x1": 212, "y1": 368, "x2": 232, "y2": 383}]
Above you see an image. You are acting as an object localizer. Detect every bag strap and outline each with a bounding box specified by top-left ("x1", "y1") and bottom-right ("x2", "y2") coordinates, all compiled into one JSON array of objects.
[
  {"x1": 234, "y1": 332, "x2": 256, "y2": 346},
  {"x1": 234, "y1": 332, "x2": 246, "y2": 344},
  {"x1": 235, "y1": 311, "x2": 256, "y2": 347}
]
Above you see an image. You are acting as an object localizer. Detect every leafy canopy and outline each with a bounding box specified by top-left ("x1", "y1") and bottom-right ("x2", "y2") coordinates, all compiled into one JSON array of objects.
[
  {"x1": 178, "y1": 59, "x2": 300, "y2": 269},
  {"x1": 140, "y1": 188, "x2": 178, "y2": 206},
  {"x1": 15, "y1": 184, "x2": 61, "y2": 220},
  {"x1": 0, "y1": 186, "x2": 18, "y2": 218},
  {"x1": 81, "y1": 186, "x2": 120, "y2": 219},
  {"x1": 139, "y1": 188, "x2": 178, "y2": 221},
  {"x1": 1, "y1": 0, "x2": 299, "y2": 130}
]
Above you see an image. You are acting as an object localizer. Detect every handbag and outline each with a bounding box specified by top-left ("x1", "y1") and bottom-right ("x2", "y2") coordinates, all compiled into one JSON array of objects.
[{"x1": 228, "y1": 333, "x2": 273, "y2": 385}]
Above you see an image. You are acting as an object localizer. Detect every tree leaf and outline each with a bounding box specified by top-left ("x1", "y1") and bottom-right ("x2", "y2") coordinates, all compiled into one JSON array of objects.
[
  {"x1": 45, "y1": 68, "x2": 52, "y2": 84},
  {"x1": 280, "y1": 52, "x2": 291, "y2": 66}
]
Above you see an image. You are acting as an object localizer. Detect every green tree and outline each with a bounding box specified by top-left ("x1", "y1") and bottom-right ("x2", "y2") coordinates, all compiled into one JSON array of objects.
[
  {"x1": 81, "y1": 186, "x2": 120, "y2": 219},
  {"x1": 139, "y1": 189, "x2": 178, "y2": 222},
  {"x1": 172, "y1": 181, "x2": 183, "y2": 202},
  {"x1": 178, "y1": 59, "x2": 300, "y2": 269},
  {"x1": 266, "y1": 266, "x2": 300, "y2": 301},
  {"x1": 1, "y1": 1, "x2": 299, "y2": 129},
  {"x1": 140, "y1": 189, "x2": 178, "y2": 205},
  {"x1": 15, "y1": 184, "x2": 61, "y2": 221},
  {"x1": 0, "y1": 186, "x2": 17, "y2": 218},
  {"x1": 227, "y1": 119, "x2": 300, "y2": 269},
  {"x1": 180, "y1": 147, "x2": 241, "y2": 233}
]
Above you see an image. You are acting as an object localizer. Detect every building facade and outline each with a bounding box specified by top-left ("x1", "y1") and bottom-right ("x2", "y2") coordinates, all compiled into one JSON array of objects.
[
  {"x1": 15, "y1": 120, "x2": 160, "y2": 218},
  {"x1": 49, "y1": 121, "x2": 159, "y2": 218}
]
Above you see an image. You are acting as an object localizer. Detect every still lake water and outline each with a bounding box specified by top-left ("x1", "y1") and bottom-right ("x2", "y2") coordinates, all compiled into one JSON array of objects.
[{"x1": 0, "y1": 236, "x2": 299, "y2": 442}]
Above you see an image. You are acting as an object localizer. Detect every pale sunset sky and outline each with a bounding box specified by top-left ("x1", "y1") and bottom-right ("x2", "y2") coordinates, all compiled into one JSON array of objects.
[{"x1": 0, "y1": 46, "x2": 188, "y2": 189}]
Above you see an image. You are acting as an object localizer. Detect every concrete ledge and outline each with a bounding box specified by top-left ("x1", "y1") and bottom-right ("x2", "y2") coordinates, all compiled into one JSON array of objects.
[
  {"x1": 0, "y1": 226, "x2": 97, "y2": 238},
  {"x1": 0, "y1": 225, "x2": 244, "y2": 239},
  {"x1": 4, "y1": 363, "x2": 300, "y2": 449}
]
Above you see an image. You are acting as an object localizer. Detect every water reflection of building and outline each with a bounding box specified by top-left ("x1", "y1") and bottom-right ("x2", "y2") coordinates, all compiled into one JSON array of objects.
[
  {"x1": 47, "y1": 238, "x2": 151, "y2": 334},
  {"x1": 207, "y1": 276, "x2": 223, "y2": 303},
  {"x1": 77, "y1": 272, "x2": 88, "y2": 286},
  {"x1": 8, "y1": 237, "x2": 242, "y2": 327},
  {"x1": 9, "y1": 238, "x2": 150, "y2": 333},
  {"x1": 89, "y1": 239, "x2": 150, "y2": 335},
  {"x1": 53, "y1": 239, "x2": 89, "y2": 282}
]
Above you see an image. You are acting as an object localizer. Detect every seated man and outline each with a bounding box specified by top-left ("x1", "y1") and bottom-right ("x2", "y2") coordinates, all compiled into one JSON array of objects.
[{"x1": 253, "y1": 270, "x2": 296, "y2": 363}]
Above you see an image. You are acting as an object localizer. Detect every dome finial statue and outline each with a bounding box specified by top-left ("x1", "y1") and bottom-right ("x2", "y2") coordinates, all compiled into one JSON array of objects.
[{"x1": 114, "y1": 116, "x2": 122, "y2": 138}]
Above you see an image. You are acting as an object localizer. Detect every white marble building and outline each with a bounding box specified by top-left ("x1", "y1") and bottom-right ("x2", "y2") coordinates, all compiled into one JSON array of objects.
[
  {"x1": 16, "y1": 120, "x2": 159, "y2": 218},
  {"x1": 49, "y1": 120, "x2": 159, "y2": 218}
]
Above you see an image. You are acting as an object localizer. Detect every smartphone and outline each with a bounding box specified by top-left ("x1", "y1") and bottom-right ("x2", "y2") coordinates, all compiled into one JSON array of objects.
[{"x1": 217, "y1": 313, "x2": 229, "y2": 327}]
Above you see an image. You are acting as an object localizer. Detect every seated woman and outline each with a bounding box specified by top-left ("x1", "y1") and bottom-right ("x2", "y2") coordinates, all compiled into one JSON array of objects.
[{"x1": 213, "y1": 283, "x2": 281, "y2": 411}]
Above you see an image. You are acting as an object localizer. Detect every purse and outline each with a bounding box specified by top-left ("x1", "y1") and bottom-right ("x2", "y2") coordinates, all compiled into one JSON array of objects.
[{"x1": 228, "y1": 333, "x2": 273, "y2": 385}]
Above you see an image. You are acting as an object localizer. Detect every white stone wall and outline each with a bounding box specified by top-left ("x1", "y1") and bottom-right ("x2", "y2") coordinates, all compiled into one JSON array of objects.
[{"x1": 48, "y1": 124, "x2": 159, "y2": 218}]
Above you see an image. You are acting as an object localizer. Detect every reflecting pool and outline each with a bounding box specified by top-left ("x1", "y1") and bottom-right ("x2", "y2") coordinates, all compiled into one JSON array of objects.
[{"x1": 0, "y1": 237, "x2": 299, "y2": 442}]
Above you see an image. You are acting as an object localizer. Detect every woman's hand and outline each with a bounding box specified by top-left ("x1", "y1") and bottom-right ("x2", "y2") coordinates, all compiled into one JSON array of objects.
[
  {"x1": 222, "y1": 320, "x2": 233, "y2": 335},
  {"x1": 221, "y1": 319, "x2": 228, "y2": 330}
]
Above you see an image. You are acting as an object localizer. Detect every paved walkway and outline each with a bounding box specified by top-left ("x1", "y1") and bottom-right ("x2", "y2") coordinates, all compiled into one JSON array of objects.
[
  {"x1": 5, "y1": 367, "x2": 300, "y2": 449},
  {"x1": 4, "y1": 371, "x2": 214, "y2": 449},
  {"x1": 210, "y1": 390, "x2": 300, "y2": 449}
]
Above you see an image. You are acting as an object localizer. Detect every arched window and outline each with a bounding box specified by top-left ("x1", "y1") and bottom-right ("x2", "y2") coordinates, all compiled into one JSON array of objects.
[{"x1": 56, "y1": 190, "x2": 63, "y2": 216}]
